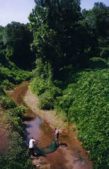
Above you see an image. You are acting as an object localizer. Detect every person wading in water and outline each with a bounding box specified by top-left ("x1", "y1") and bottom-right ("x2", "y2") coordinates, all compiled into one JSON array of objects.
[
  {"x1": 28, "y1": 137, "x2": 37, "y2": 156},
  {"x1": 54, "y1": 128, "x2": 60, "y2": 144}
]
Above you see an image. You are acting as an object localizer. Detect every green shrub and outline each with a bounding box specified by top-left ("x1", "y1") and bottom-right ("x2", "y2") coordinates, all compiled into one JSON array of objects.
[
  {"x1": 0, "y1": 95, "x2": 16, "y2": 109},
  {"x1": 0, "y1": 95, "x2": 32, "y2": 169},
  {"x1": 30, "y1": 60, "x2": 62, "y2": 110},
  {"x1": 8, "y1": 105, "x2": 26, "y2": 117},
  {"x1": 31, "y1": 76, "x2": 61, "y2": 110},
  {"x1": 57, "y1": 69, "x2": 109, "y2": 169},
  {"x1": 31, "y1": 77, "x2": 48, "y2": 95},
  {"x1": 39, "y1": 91, "x2": 54, "y2": 109},
  {"x1": 1, "y1": 80, "x2": 14, "y2": 89},
  {"x1": 0, "y1": 131, "x2": 33, "y2": 169}
]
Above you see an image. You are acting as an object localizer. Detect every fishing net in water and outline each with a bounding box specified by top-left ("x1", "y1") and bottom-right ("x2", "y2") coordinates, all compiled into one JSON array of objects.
[{"x1": 34, "y1": 140, "x2": 59, "y2": 156}]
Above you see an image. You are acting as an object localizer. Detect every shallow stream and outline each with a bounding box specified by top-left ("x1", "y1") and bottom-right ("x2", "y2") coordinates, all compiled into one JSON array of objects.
[{"x1": 8, "y1": 82, "x2": 93, "y2": 169}]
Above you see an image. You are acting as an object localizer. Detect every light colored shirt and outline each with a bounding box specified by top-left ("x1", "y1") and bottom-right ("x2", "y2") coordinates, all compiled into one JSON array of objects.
[
  {"x1": 29, "y1": 138, "x2": 35, "y2": 149},
  {"x1": 55, "y1": 129, "x2": 60, "y2": 136}
]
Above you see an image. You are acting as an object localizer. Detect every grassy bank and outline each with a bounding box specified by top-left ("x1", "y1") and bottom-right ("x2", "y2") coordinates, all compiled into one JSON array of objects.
[
  {"x1": 0, "y1": 55, "x2": 33, "y2": 168},
  {"x1": 0, "y1": 93, "x2": 33, "y2": 169}
]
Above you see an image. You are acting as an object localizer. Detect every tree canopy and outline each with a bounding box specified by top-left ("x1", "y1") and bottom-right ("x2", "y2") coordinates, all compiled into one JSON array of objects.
[
  {"x1": 3, "y1": 22, "x2": 35, "y2": 69},
  {"x1": 29, "y1": 0, "x2": 97, "y2": 79}
]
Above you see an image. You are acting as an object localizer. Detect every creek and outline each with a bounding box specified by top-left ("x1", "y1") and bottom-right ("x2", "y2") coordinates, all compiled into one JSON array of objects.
[{"x1": 8, "y1": 82, "x2": 93, "y2": 169}]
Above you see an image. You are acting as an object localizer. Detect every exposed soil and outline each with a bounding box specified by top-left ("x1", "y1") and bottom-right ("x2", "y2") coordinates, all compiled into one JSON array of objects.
[
  {"x1": 8, "y1": 82, "x2": 93, "y2": 169},
  {"x1": 0, "y1": 108, "x2": 9, "y2": 154}
]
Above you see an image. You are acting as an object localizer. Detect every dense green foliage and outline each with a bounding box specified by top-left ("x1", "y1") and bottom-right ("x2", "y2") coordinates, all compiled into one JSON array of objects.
[
  {"x1": 29, "y1": 0, "x2": 96, "y2": 79},
  {"x1": 0, "y1": 95, "x2": 33, "y2": 169},
  {"x1": 29, "y1": 1, "x2": 109, "y2": 75},
  {"x1": 29, "y1": 1, "x2": 109, "y2": 169},
  {"x1": 0, "y1": 0, "x2": 109, "y2": 168},
  {"x1": 0, "y1": 49, "x2": 33, "y2": 169},
  {"x1": 0, "y1": 23, "x2": 32, "y2": 89},
  {"x1": 0, "y1": 22, "x2": 35, "y2": 70},
  {"x1": 56, "y1": 68, "x2": 109, "y2": 169},
  {"x1": 3, "y1": 22, "x2": 35, "y2": 69},
  {"x1": 0, "y1": 53, "x2": 31, "y2": 90},
  {"x1": 82, "y1": 3, "x2": 109, "y2": 60},
  {"x1": 0, "y1": 21, "x2": 33, "y2": 169},
  {"x1": 30, "y1": 58, "x2": 61, "y2": 109}
]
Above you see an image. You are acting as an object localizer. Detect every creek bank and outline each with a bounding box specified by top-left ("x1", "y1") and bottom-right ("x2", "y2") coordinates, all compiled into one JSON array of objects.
[{"x1": 0, "y1": 108, "x2": 9, "y2": 154}]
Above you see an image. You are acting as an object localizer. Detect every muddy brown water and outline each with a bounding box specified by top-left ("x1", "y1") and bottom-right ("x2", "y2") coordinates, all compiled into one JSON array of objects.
[{"x1": 8, "y1": 82, "x2": 93, "y2": 169}]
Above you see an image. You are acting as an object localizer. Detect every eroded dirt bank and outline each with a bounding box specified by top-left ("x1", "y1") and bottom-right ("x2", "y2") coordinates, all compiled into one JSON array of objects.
[
  {"x1": 0, "y1": 108, "x2": 9, "y2": 154},
  {"x1": 8, "y1": 82, "x2": 93, "y2": 169}
]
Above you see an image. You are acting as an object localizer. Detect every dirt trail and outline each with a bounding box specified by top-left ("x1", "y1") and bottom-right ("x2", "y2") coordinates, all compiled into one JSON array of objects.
[{"x1": 8, "y1": 82, "x2": 93, "y2": 169}]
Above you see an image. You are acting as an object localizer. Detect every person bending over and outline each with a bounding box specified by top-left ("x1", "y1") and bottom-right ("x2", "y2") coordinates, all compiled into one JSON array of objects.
[{"x1": 29, "y1": 137, "x2": 36, "y2": 156}]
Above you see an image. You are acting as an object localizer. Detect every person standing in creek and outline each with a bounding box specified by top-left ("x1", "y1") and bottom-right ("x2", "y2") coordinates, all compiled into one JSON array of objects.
[
  {"x1": 54, "y1": 128, "x2": 61, "y2": 144},
  {"x1": 28, "y1": 137, "x2": 37, "y2": 157}
]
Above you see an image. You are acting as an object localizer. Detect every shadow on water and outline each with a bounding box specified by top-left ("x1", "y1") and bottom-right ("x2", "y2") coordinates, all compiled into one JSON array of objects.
[{"x1": 23, "y1": 116, "x2": 35, "y2": 121}]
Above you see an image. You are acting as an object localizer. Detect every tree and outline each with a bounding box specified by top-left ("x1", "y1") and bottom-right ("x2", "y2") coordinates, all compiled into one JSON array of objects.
[
  {"x1": 29, "y1": 0, "x2": 94, "y2": 79},
  {"x1": 82, "y1": 2, "x2": 109, "y2": 59},
  {"x1": 3, "y1": 22, "x2": 35, "y2": 70}
]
